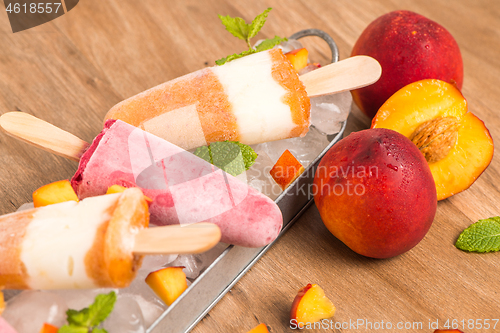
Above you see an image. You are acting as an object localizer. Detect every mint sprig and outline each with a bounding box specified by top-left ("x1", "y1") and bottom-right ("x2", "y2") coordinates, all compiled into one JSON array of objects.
[
  {"x1": 216, "y1": 8, "x2": 287, "y2": 65},
  {"x1": 58, "y1": 291, "x2": 117, "y2": 333},
  {"x1": 193, "y1": 141, "x2": 257, "y2": 176},
  {"x1": 455, "y1": 217, "x2": 500, "y2": 253}
]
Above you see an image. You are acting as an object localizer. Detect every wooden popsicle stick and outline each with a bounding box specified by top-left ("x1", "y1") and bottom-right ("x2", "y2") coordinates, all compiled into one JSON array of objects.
[
  {"x1": 133, "y1": 222, "x2": 222, "y2": 255},
  {"x1": 0, "y1": 112, "x2": 89, "y2": 161},
  {"x1": 302, "y1": 55, "x2": 382, "y2": 97}
]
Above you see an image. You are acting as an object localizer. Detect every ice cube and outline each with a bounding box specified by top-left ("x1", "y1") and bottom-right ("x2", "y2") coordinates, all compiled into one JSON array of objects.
[
  {"x1": 2, "y1": 291, "x2": 67, "y2": 332},
  {"x1": 16, "y1": 202, "x2": 34, "y2": 212},
  {"x1": 310, "y1": 91, "x2": 352, "y2": 135},
  {"x1": 245, "y1": 149, "x2": 283, "y2": 200},
  {"x1": 102, "y1": 294, "x2": 145, "y2": 333},
  {"x1": 122, "y1": 270, "x2": 167, "y2": 312},
  {"x1": 130, "y1": 294, "x2": 165, "y2": 328},
  {"x1": 139, "y1": 254, "x2": 178, "y2": 272},
  {"x1": 276, "y1": 39, "x2": 304, "y2": 53},
  {"x1": 168, "y1": 254, "x2": 203, "y2": 280},
  {"x1": 255, "y1": 126, "x2": 330, "y2": 168},
  {"x1": 51, "y1": 288, "x2": 114, "y2": 310}
]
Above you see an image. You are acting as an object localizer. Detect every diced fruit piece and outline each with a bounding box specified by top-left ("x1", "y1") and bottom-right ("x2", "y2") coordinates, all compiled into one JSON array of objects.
[
  {"x1": 107, "y1": 185, "x2": 152, "y2": 204},
  {"x1": 372, "y1": 79, "x2": 494, "y2": 200},
  {"x1": 351, "y1": 10, "x2": 463, "y2": 119},
  {"x1": 314, "y1": 128, "x2": 437, "y2": 258},
  {"x1": 39, "y1": 323, "x2": 59, "y2": 333},
  {"x1": 33, "y1": 180, "x2": 78, "y2": 207},
  {"x1": 290, "y1": 284, "x2": 336, "y2": 328},
  {"x1": 145, "y1": 266, "x2": 188, "y2": 306},
  {"x1": 0, "y1": 290, "x2": 4, "y2": 316},
  {"x1": 246, "y1": 323, "x2": 270, "y2": 333},
  {"x1": 106, "y1": 184, "x2": 127, "y2": 194},
  {"x1": 270, "y1": 149, "x2": 305, "y2": 190},
  {"x1": 434, "y1": 330, "x2": 464, "y2": 333},
  {"x1": 285, "y1": 48, "x2": 309, "y2": 72}
]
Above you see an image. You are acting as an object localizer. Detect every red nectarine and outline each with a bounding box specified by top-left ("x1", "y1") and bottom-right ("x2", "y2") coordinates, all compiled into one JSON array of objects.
[
  {"x1": 313, "y1": 128, "x2": 437, "y2": 258},
  {"x1": 351, "y1": 10, "x2": 463, "y2": 119}
]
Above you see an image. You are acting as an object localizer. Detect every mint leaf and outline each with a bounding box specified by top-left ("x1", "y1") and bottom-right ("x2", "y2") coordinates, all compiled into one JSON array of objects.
[
  {"x1": 58, "y1": 325, "x2": 89, "y2": 333},
  {"x1": 248, "y1": 7, "x2": 272, "y2": 39},
  {"x1": 236, "y1": 142, "x2": 258, "y2": 170},
  {"x1": 455, "y1": 217, "x2": 500, "y2": 253},
  {"x1": 217, "y1": 8, "x2": 286, "y2": 65},
  {"x1": 218, "y1": 15, "x2": 249, "y2": 41},
  {"x1": 91, "y1": 328, "x2": 108, "y2": 333},
  {"x1": 255, "y1": 36, "x2": 288, "y2": 52},
  {"x1": 66, "y1": 308, "x2": 90, "y2": 327},
  {"x1": 193, "y1": 141, "x2": 257, "y2": 176},
  {"x1": 63, "y1": 291, "x2": 117, "y2": 333},
  {"x1": 216, "y1": 49, "x2": 255, "y2": 66},
  {"x1": 211, "y1": 141, "x2": 246, "y2": 176},
  {"x1": 87, "y1": 291, "x2": 117, "y2": 326},
  {"x1": 193, "y1": 145, "x2": 212, "y2": 163}
]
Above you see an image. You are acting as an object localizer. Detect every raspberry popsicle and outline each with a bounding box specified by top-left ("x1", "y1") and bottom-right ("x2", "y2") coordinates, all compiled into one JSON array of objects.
[
  {"x1": 104, "y1": 48, "x2": 311, "y2": 150},
  {"x1": 71, "y1": 119, "x2": 283, "y2": 248},
  {"x1": 0, "y1": 188, "x2": 149, "y2": 290}
]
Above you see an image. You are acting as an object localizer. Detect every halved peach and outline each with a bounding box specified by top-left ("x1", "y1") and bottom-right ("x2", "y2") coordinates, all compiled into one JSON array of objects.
[
  {"x1": 32, "y1": 180, "x2": 79, "y2": 207},
  {"x1": 145, "y1": 266, "x2": 188, "y2": 306},
  {"x1": 285, "y1": 48, "x2": 309, "y2": 72},
  {"x1": 246, "y1": 323, "x2": 269, "y2": 333},
  {"x1": 270, "y1": 149, "x2": 305, "y2": 190},
  {"x1": 290, "y1": 283, "x2": 336, "y2": 328},
  {"x1": 372, "y1": 79, "x2": 493, "y2": 200},
  {"x1": 39, "y1": 323, "x2": 59, "y2": 333}
]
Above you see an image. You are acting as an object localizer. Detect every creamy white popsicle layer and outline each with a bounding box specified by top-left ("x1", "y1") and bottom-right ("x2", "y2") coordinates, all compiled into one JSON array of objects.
[
  {"x1": 71, "y1": 119, "x2": 283, "y2": 248},
  {"x1": 104, "y1": 48, "x2": 311, "y2": 150},
  {"x1": 0, "y1": 188, "x2": 149, "y2": 290}
]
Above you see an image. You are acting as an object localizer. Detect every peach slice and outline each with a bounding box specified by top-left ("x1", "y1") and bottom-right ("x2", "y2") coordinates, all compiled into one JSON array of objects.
[
  {"x1": 290, "y1": 284, "x2": 336, "y2": 328},
  {"x1": 107, "y1": 185, "x2": 153, "y2": 204},
  {"x1": 32, "y1": 180, "x2": 79, "y2": 207},
  {"x1": 0, "y1": 290, "x2": 4, "y2": 316},
  {"x1": 270, "y1": 149, "x2": 305, "y2": 190},
  {"x1": 145, "y1": 266, "x2": 188, "y2": 306},
  {"x1": 246, "y1": 323, "x2": 269, "y2": 333},
  {"x1": 106, "y1": 184, "x2": 128, "y2": 194},
  {"x1": 372, "y1": 79, "x2": 494, "y2": 200},
  {"x1": 39, "y1": 323, "x2": 59, "y2": 333},
  {"x1": 285, "y1": 48, "x2": 309, "y2": 72}
]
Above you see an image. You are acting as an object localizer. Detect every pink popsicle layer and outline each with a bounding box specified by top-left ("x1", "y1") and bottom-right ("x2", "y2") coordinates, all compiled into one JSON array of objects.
[{"x1": 71, "y1": 120, "x2": 283, "y2": 248}]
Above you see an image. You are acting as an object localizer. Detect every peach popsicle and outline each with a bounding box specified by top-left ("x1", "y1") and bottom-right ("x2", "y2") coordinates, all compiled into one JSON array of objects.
[
  {"x1": 0, "y1": 188, "x2": 221, "y2": 290},
  {"x1": 0, "y1": 188, "x2": 149, "y2": 290},
  {"x1": 105, "y1": 48, "x2": 311, "y2": 150},
  {"x1": 70, "y1": 119, "x2": 283, "y2": 248},
  {"x1": 104, "y1": 50, "x2": 382, "y2": 150}
]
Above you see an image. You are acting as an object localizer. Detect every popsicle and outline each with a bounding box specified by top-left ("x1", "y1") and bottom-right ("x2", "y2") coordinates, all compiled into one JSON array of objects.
[
  {"x1": 104, "y1": 49, "x2": 382, "y2": 150},
  {"x1": 0, "y1": 188, "x2": 147, "y2": 290},
  {"x1": 0, "y1": 113, "x2": 283, "y2": 248},
  {"x1": 0, "y1": 188, "x2": 221, "y2": 290},
  {"x1": 71, "y1": 119, "x2": 283, "y2": 248},
  {"x1": 105, "y1": 48, "x2": 310, "y2": 150}
]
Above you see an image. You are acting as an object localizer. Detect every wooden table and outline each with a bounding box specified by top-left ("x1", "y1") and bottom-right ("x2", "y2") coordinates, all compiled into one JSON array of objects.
[{"x1": 1, "y1": 0, "x2": 499, "y2": 332}]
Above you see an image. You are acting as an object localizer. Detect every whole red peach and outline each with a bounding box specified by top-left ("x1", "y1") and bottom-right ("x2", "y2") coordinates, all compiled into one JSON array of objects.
[
  {"x1": 313, "y1": 128, "x2": 437, "y2": 258},
  {"x1": 351, "y1": 10, "x2": 463, "y2": 119}
]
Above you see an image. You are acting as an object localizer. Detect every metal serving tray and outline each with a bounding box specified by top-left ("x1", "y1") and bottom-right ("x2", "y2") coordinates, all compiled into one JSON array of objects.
[
  {"x1": 147, "y1": 28, "x2": 346, "y2": 333},
  {"x1": 148, "y1": 122, "x2": 346, "y2": 333}
]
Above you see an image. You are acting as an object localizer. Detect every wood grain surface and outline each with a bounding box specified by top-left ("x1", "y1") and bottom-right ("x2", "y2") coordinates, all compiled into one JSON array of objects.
[{"x1": 0, "y1": 0, "x2": 499, "y2": 332}]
